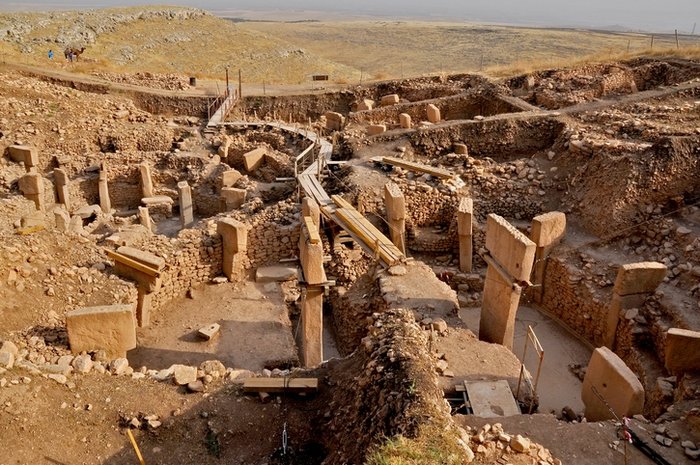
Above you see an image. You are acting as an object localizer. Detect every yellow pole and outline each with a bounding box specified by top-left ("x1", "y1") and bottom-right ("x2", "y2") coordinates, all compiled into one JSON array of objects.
[{"x1": 126, "y1": 428, "x2": 146, "y2": 465}]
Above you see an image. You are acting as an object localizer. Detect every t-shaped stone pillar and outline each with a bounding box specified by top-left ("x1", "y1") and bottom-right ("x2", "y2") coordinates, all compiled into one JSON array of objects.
[
  {"x1": 109, "y1": 246, "x2": 165, "y2": 327},
  {"x1": 604, "y1": 262, "x2": 667, "y2": 348},
  {"x1": 54, "y1": 168, "x2": 71, "y2": 211},
  {"x1": 177, "y1": 181, "x2": 194, "y2": 228},
  {"x1": 18, "y1": 173, "x2": 45, "y2": 210},
  {"x1": 139, "y1": 163, "x2": 154, "y2": 198},
  {"x1": 456, "y1": 198, "x2": 473, "y2": 273},
  {"x1": 479, "y1": 214, "x2": 536, "y2": 350},
  {"x1": 217, "y1": 218, "x2": 247, "y2": 281},
  {"x1": 98, "y1": 161, "x2": 111, "y2": 213},
  {"x1": 384, "y1": 182, "x2": 406, "y2": 254},
  {"x1": 529, "y1": 211, "x2": 566, "y2": 303}
]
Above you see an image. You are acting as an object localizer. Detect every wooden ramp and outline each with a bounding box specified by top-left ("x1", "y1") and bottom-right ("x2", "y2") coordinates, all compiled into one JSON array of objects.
[{"x1": 206, "y1": 87, "x2": 238, "y2": 128}]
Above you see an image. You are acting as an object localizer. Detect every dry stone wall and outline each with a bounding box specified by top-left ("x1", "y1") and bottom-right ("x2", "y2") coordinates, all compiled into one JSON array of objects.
[{"x1": 540, "y1": 252, "x2": 612, "y2": 345}]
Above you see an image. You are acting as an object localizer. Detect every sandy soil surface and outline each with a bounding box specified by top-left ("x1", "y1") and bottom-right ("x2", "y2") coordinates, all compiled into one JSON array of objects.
[
  {"x1": 129, "y1": 280, "x2": 298, "y2": 372},
  {"x1": 460, "y1": 304, "x2": 592, "y2": 414}
]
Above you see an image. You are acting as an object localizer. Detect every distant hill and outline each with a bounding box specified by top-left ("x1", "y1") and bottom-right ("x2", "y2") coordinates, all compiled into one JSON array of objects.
[{"x1": 0, "y1": 6, "x2": 356, "y2": 83}]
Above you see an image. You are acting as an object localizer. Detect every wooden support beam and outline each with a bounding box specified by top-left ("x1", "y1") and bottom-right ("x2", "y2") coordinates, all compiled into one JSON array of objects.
[
  {"x1": 243, "y1": 377, "x2": 319, "y2": 393},
  {"x1": 106, "y1": 250, "x2": 162, "y2": 278},
  {"x1": 382, "y1": 156, "x2": 454, "y2": 179},
  {"x1": 303, "y1": 216, "x2": 321, "y2": 244}
]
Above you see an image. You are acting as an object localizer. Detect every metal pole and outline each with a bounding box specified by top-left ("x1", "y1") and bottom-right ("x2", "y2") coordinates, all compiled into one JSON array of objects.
[
  {"x1": 225, "y1": 66, "x2": 229, "y2": 92},
  {"x1": 238, "y1": 68, "x2": 242, "y2": 100},
  {"x1": 676, "y1": 29, "x2": 680, "y2": 49}
]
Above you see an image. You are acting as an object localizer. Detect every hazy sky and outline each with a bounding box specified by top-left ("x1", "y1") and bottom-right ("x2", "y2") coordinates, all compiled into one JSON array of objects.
[{"x1": 1, "y1": 0, "x2": 698, "y2": 32}]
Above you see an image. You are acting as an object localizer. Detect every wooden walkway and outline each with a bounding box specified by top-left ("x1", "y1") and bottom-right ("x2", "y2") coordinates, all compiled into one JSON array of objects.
[
  {"x1": 221, "y1": 120, "x2": 404, "y2": 267},
  {"x1": 206, "y1": 87, "x2": 238, "y2": 128}
]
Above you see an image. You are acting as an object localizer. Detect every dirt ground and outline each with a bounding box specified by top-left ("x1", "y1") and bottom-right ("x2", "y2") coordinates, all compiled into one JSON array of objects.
[
  {"x1": 0, "y1": 372, "x2": 320, "y2": 465},
  {"x1": 128, "y1": 280, "x2": 298, "y2": 372}
]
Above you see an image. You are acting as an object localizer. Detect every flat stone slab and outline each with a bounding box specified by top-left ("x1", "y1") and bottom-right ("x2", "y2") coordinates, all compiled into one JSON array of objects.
[
  {"x1": 74, "y1": 204, "x2": 102, "y2": 219},
  {"x1": 141, "y1": 196, "x2": 174, "y2": 206},
  {"x1": 466, "y1": 380, "x2": 521, "y2": 418},
  {"x1": 197, "y1": 323, "x2": 221, "y2": 341},
  {"x1": 66, "y1": 304, "x2": 136, "y2": 359},
  {"x1": 613, "y1": 262, "x2": 667, "y2": 296},
  {"x1": 531, "y1": 211, "x2": 566, "y2": 247},
  {"x1": 582, "y1": 347, "x2": 644, "y2": 421},
  {"x1": 485, "y1": 214, "x2": 536, "y2": 282},
  {"x1": 255, "y1": 265, "x2": 299, "y2": 283},
  {"x1": 665, "y1": 328, "x2": 700, "y2": 375},
  {"x1": 117, "y1": 246, "x2": 165, "y2": 271}
]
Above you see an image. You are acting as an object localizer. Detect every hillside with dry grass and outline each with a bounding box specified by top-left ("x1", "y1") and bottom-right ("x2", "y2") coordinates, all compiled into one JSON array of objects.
[
  {"x1": 1, "y1": 6, "x2": 699, "y2": 87},
  {"x1": 0, "y1": 6, "x2": 356, "y2": 84}
]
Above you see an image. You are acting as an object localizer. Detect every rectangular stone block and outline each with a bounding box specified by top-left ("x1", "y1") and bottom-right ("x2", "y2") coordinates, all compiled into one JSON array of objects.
[
  {"x1": 603, "y1": 292, "x2": 649, "y2": 348},
  {"x1": 457, "y1": 198, "x2": 473, "y2": 236},
  {"x1": 177, "y1": 181, "x2": 194, "y2": 228},
  {"x1": 66, "y1": 304, "x2": 137, "y2": 359},
  {"x1": 243, "y1": 147, "x2": 266, "y2": 172},
  {"x1": 18, "y1": 173, "x2": 44, "y2": 196},
  {"x1": 54, "y1": 207, "x2": 70, "y2": 232},
  {"x1": 581, "y1": 347, "x2": 644, "y2": 421},
  {"x1": 399, "y1": 113, "x2": 412, "y2": 129},
  {"x1": 427, "y1": 104, "x2": 441, "y2": 123},
  {"x1": 367, "y1": 124, "x2": 386, "y2": 136},
  {"x1": 138, "y1": 207, "x2": 152, "y2": 234},
  {"x1": 221, "y1": 187, "x2": 246, "y2": 209},
  {"x1": 485, "y1": 214, "x2": 536, "y2": 282},
  {"x1": 324, "y1": 111, "x2": 345, "y2": 131},
  {"x1": 221, "y1": 169, "x2": 242, "y2": 188},
  {"x1": 218, "y1": 218, "x2": 248, "y2": 280},
  {"x1": 665, "y1": 328, "x2": 700, "y2": 375},
  {"x1": 454, "y1": 143, "x2": 468, "y2": 155},
  {"x1": 380, "y1": 94, "x2": 400, "y2": 106},
  {"x1": 613, "y1": 262, "x2": 667, "y2": 296},
  {"x1": 384, "y1": 182, "x2": 405, "y2": 220},
  {"x1": 302, "y1": 197, "x2": 320, "y2": 226},
  {"x1": 54, "y1": 168, "x2": 68, "y2": 186},
  {"x1": 139, "y1": 164, "x2": 154, "y2": 198},
  {"x1": 117, "y1": 246, "x2": 165, "y2": 271},
  {"x1": 300, "y1": 226, "x2": 325, "y2": 285},
  {"x1": 9, "y1": 145, "x2": 38, "y2": 166},
  {"x1": 479, "y1": 265, "x2": 522, "y2": 350},
  {"x1": 531, "y1": 212, "x2": 567, "y2": 247},
  {"x1": 357, "y1": 99, "x2": 374, "y2": 111}
]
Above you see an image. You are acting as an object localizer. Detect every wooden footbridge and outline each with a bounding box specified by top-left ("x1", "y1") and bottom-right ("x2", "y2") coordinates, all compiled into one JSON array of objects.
[{"x1": 221, "y1": 120, "x2": 405, "y2": 267}]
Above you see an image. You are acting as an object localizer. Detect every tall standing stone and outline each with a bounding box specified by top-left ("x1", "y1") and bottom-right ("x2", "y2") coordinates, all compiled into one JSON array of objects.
[
  {"x1": 177, "y1": 181, "x2": 194, "y2": 228},
  {"x1": 479, "y1": 214, "x2": 536, "y2": 350},
  {"x1": 384, "y1": 182, "x2": 406, "y2": 254},
  {"x1": 139, "y1": 163, "x2": 154, "y2": 198},
  {"x1": 457, "y1": 198, "x2": 473, "y2": 273},
  {"x1": 98, "y1": 161, "x2": 111, "y2": 213}
]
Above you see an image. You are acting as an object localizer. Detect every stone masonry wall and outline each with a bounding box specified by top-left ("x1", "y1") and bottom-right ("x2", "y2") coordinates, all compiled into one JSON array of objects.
[{"x1": 540, "y1": 254, "x2": 611, "y2": 346}]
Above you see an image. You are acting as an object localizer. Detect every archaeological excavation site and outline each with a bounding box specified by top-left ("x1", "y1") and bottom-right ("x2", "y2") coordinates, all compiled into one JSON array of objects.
[{"x1": 2, "y1": 41, "x2": 700, "y2": 465}]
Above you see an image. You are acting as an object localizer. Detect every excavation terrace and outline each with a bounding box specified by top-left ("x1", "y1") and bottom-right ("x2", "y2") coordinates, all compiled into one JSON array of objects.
[{"x1": 1, "y1": 56, "x2": 700, "y2": 465}]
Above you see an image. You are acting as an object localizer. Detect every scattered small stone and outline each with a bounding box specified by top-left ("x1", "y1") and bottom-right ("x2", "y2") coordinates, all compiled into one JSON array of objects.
[
  {"x1": 187, "y1": 380, "x2": 204, "y2": 392},
  {"x1": 510, "y1": 435, "x2": 531, "y2": 453}
]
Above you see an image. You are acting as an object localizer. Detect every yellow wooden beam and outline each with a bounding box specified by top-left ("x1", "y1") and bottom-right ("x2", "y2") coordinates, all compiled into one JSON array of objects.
[
  {"x1": 382, "y1": 156, "x2": 454, "y2": 179},
  {"x1": 303, "y1": 216, "x2": 321, "y2": 244}
]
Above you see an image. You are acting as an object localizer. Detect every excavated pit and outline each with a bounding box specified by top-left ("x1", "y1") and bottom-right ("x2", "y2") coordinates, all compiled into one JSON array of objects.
[{"x1": 2, "y1": 57, "x2": 700, "y2": 465}]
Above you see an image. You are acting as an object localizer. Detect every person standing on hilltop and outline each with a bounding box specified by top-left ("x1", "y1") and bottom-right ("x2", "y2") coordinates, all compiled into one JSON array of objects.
[{"x1": 48, "y1": 49, "x2": 54, "y2": 60}]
